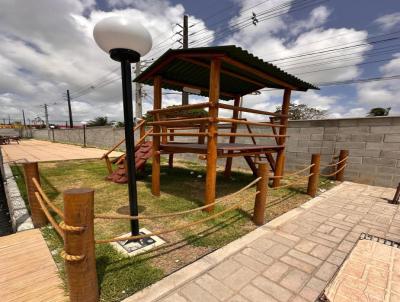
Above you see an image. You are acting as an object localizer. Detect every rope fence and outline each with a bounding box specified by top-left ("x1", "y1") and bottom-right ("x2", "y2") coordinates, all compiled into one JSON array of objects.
[{"x1": 21, "y1": 149, "x2": 349, "y2": 302}]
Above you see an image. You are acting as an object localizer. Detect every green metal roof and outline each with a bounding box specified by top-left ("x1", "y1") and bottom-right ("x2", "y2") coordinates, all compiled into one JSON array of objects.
[{"x1": 134, "y1": 45, "x2": 318, "y2": 100}]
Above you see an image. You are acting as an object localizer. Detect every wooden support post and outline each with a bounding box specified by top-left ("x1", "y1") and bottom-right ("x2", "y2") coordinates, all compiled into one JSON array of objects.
[
  {"x1": 391, "y1": 182, "x2": 400, "y2": 205},
  {"x1": 140, "y1": 121, "x2": 145, "y2": 139},
  {"x1": 307, "y1": 154, "x2": 321, "y2": 197},
  {"x1": 335, "y1": 149, "x2": 349, "y2": 181},
  {"x1": 23, "y1": 162, "x2": 48, "y2": 227},
  {"x1": 168, "y1": 129, "x2": 174, "y2": 168},
  {"x1": 273, "y1": 89, "x2": 291, "y2": 187},
  {"x1": 253, "y1": 162, "x2": 269, "y2": 226},
  {"x1": 63, "y1": 188, "x2": 98, "y2": 302},
  {"x1": 152, "y1": 76, "x2": 162, "y2": 196},
  {"x1": 105, "y1": 156, "x2": 113, "y2": 175},
  {"x1": 224, "y1": 96, "x2": 240, "y2": 178},
  {"x1": 204, "y1": 58, "x2": 221, "y2": 211}
]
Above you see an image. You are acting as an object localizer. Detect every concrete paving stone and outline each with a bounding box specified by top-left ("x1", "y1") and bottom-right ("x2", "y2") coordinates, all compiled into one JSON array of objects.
[
  {"x1": 195, "y1": 274, "x2": 234, "y2": 301},
  {"x1": 312, "y1": 232, "x2": 343, "y2": 244},
  {"x1": 226, "y1": 294, "x2": 249, "y2": 302},
  {"x1": 265, "y1": 243, "x2": 290, "y2": 259},
  {"x1": 288, "y1": 249, "x2": 323, "y2": 266},
  {"x1": 242, "y1": 248, "x2": 274, "y2": 266},
  {"x1": 295, "y1": 240, "x2": 317, "y2": 253},
  {"x1": 300, "y1": 286, "x2": 321, "y2": 301},
  {"x1": 240, "y1": 284, "x2": 278, "y2": 302},
  {"x1": 315, "y1": 262, "x2": 339, "y2": 281},
  {"x1": 337, "y1": 240, "x2": 356, "y2": 253},
  {"x1": 310, "y1": 245, "x2": 333, "y2": 260},
  {"x1": 332, "y1": 213, "x2": 347, "y2": 220},
  {"x1": 270, "y1": 234, "x2": 298, "y2": 247},
  {"x1": 223, "y1": 266, "x2": 258, "y2": 290},
  {"x1": 247, "y1": 238, "x2": 276, "y2": 253},
  {"x1": 280, "y1": 256, "x2": 315, "y2": 274},
  {"x1": 209, "y1": 259, "x2": 242, "y2": 280},
  {"x1": 280, "y1": 268, "x2": 310, "y2": 292},
  {"x1": 316, "y1": 224, "x2": 335, "y2": 234},
  {"x1": 306, "y1": 277, "x2": 327, "y2": 292},
  {"x1": 330, "y1": 228, "x2": 349, "y2": 240},
  {"x1": 291, "y1": 296, "x2": 308, "y2": 302},
  {"x1": 305, "y1": 235, "x2": 338, "y2": 248},
  {"x1": 252, "y1": 276, "x2": 292, "y2": 302},
  {"x1": 180, "y1": 283, "x2": 219, "y2": 302},
  {"x1": 325, "y1": 220, "x2": 353, "y2": 231},
  {"x1": 262, "y1": 261, "x2": 290, "y2": 282},
  {"x1": 233, "y1": 253, "x2": 267, "y2": 273},
  {"x1": 162, "y1": 293, "x2": 188, "y2": 302}
]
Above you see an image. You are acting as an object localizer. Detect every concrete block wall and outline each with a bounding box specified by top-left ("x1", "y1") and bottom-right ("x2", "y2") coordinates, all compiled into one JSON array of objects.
[{"x1": 32, "y1": 116, "x2": 400, "y2": 188}]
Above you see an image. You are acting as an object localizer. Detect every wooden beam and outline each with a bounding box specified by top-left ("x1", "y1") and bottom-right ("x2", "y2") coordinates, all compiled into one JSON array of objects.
[
  {"x1": 224, "y1": 96, "x2": 240, "y2": 178},
  {"x1": 205, "y1": 58, "x2": 221, "y2": 211},
  {"x1": 180, "y1": 57, "x2": 266, "y2": 88},
  {"x1": 273, "y1": 88, "x2": 291, "y2": 187},
  {"x1": 218, "y1": 103, "x2": 287, "y2": 117},
  {"x1": 152, "y1": 76, "x2": 162, "y2": 196},
  {"x1": 162, "y1": 78, "x2": 237, "y2": 99},
  {"x1": 221, "y1": 57, "x2": 297, "y2": 90}
]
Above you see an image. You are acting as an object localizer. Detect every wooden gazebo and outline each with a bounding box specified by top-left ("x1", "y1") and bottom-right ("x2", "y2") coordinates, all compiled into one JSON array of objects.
[{"x1": 135, "y1": 45, "x2": 317, "y2": 209}]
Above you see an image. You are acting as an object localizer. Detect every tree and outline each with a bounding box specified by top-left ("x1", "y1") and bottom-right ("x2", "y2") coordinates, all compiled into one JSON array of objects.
[
  {"x1": 87, "y1": 116, "x2": 110, "y2": 127},
  {"x1": 367, "y1": 107, "x2": 391, "y2": 117},
  {"x1": 142, "y1": 106, "x2": 208, "y2": 122},
  {"x1": 275, "y1": 103, "x2": 327, "y2": 120}
]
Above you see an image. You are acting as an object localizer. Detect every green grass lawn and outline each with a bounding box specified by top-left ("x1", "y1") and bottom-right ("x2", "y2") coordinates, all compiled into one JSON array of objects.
[{"x1": 11, "y1": 158, "x2": 336, "y2": 302}]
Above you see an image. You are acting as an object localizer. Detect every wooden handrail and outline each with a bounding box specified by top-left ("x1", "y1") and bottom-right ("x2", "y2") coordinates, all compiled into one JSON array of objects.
[
  {"x1": 217, "y1": 118, "x2": 285, "y2": 128},
  {"x1": 135, "y1": 128, "x2": 153, "y2": 147},
  {"x1": 101, "y1": 120, "x2": 146, "y2": 159},
  {"x1": 147, "y1": 102, "x2": 210, "y2": 115},
  {"x1": 149, "y1": 132, "x2": 208, "y2": 137},
  {"x1": 148, "y1": 117, "x2": 212, "y2": 126},
  {"x1": 218, "y1": 103, "x2": 287, "y2": 118},
  {"x1": 217, "y1": 133, "x2": 288, "y2": 138}
]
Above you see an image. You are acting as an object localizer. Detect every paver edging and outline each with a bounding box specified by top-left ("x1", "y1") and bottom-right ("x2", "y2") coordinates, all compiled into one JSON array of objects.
[
  {"x1": 0, "y1": 149, "x2": 33, "y2": 232},
  {"x1": 123, "y1": 184, "x2": 344, "y2": 302}
]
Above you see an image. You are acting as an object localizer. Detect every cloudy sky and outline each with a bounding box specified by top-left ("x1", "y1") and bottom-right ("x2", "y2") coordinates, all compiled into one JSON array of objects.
[{"x1": 1, "y1": 0, "x2": 399, "y2": 125}]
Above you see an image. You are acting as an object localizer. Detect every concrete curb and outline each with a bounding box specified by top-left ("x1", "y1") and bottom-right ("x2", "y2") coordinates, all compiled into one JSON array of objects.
[
  {"x1": 123, "y1": 183, "x2": 345, "y2": 302},
  {"x1": 0, "y1": 150, "x2": 33, "y2": 232}
]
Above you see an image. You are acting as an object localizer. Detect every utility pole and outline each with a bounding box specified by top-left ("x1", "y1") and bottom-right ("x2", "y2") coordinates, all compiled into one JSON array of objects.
[
  {"x1": 182, "y1": 14, "x2": 189, "y2": 105},
  {"x1": 22, "y1": 110, "x2": 26, "y2": 127},
  {"x1": 67, "y1": 89, "x2": 73, "y2": 128},
  {"x1": 135, "y1": 62, "x2": 143, "y2": 118},
  {"x1": 44, "y1": 104, "x2": 50, "y2": 139},
  {"x1": 8, "y1": 115, "x2": 11, "y2": 125}
]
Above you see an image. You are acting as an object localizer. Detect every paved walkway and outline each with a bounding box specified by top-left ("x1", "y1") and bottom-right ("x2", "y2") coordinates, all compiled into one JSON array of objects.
[
  {"x1": 1, "y1": 139, "x2": 123, "y2": 163},
  {"x1": 0, "y1": 229, "x2": 67, "y2": 301},
  {"x1": 126, "y1": 182, "x2": 398, "y2": 302}
]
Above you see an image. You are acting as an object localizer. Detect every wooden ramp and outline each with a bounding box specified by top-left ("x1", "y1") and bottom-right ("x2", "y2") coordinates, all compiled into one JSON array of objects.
[{"x1": 0, "y1": 229, "x2": 67, "y2": 302}]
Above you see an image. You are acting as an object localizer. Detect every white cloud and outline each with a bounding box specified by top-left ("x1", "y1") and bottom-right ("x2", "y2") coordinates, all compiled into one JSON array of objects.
[
  {"x1": 375, "y1": 12, "x2": 400, "y2": 30},
  {"x1": 290, "y1": 6, "x2": 331, "y2": 35}
]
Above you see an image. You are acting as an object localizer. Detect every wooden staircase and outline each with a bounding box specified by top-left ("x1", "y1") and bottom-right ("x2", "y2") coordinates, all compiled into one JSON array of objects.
[{"x1": 106, "y1": 141, "x2": 153, "y2": 183}]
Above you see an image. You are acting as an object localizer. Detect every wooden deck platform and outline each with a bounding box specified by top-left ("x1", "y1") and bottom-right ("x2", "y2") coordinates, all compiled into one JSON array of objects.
[
  {"x1": 0, "y1": 229, "x2": 67, "y2": 302},
  {"x1": 160, "y1": 142, "x2": 283, "y2": 155}
]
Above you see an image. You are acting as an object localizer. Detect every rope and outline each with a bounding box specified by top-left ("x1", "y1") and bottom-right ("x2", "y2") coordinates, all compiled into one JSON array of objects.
[
  {"x1": 320, "y1": 164, "x2": 347, "y2": 177},
  {"x1": 95, "y1": 191, "x2": 259, "y2": 244},
  {"x1": 34, "y1": 192, "x2": 64, "y2": 240},
  {"x1": 320, "y1": 156, "x2": 349, "y2": 168},
  {"x1": 270, "y1": 173, "x2": 314, "y2": 190},
  {"x1": 95, "y1": 177, "x2": 262, "y2": 221},
  {"x1": 60, "y1": 250, "x2": 85, "y2": 262},
  {"x1": 59, "y1": 221, "x2": 85, "y2": 233},
  {"x1": 269, "y1": 164, "x2": 315, "y2": 179},
  {"x1": 32, "y1": 177, "x2": 64, "y2": 219}
]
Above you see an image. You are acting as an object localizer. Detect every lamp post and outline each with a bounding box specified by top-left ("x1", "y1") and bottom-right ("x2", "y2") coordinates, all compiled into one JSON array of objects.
[
  {"x1": 81, "y1": 121, "x2": 87, "y2": 148},
  {"x1": 50, "y1": 125, "x2": 55, "y2": 142},
  {"x1": 93, "y1": 16, "x2": 152, "y2": 237}
]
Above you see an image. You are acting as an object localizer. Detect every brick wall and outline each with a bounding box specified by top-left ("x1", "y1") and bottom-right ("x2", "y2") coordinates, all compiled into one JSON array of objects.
[{"x1": 32, "y1": 116, "x2": 400, "y2": 188}]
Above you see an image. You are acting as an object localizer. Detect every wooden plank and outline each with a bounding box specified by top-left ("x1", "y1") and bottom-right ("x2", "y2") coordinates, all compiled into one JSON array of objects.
[
  {"x1": 152, "y1": 76, "x2": 162, "y2": 196},
  {"x1": 0, "y1": 229, "x2": 66, "y2": 302}
]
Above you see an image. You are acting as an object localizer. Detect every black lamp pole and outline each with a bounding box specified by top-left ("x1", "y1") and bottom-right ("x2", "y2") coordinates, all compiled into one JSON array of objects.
[{"x1": 111, "y1": 48, "x2": 140, "y2": 237}]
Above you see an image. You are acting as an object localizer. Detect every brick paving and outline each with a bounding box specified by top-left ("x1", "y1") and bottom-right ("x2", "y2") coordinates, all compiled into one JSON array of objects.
[
  {"x1": 127, "y1": 182, "x2": 398, "y2": 302},
  {"x1": 1, "y1": 139, "x2": 123, "y2": 162}
]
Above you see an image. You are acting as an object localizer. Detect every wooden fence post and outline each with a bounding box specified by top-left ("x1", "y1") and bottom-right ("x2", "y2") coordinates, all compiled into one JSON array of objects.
[
  {"x1": 23, "y1": 162, "x2": 48, "y2": 227},
  {"x1": 307, "y1": 154, "x2": 320, "y2": 198},
  {"x1": 63, "y1": 188, "x2": 98, "y2": 302},
  {"x1": 335, "y1": 149, "x2": 349, "y2": 181},
  {"x1": 253, "y1": 162, "x2": 269, "y2": 226}
]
